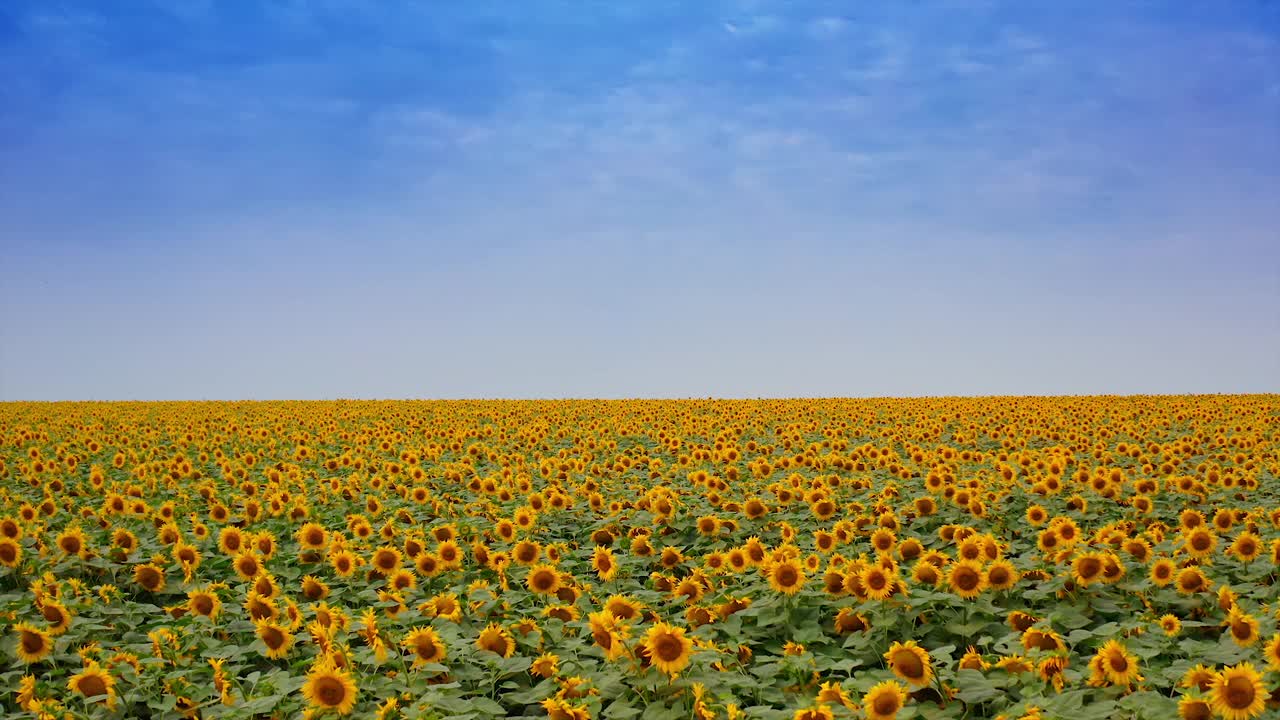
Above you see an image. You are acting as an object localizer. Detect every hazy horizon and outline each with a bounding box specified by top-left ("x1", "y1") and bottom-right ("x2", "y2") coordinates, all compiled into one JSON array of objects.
[{"x1": 2, "y1": 1, "x2": 1278, "y2": 400}]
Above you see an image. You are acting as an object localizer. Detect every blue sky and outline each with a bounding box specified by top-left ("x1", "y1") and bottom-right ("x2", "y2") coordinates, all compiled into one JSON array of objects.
[{"x1": 1, "y1": 1, "x2": 1277, "y2": 400}]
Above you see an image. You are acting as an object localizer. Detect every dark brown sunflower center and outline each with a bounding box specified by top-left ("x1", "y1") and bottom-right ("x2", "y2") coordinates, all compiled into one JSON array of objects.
[
  {"x1": 873, "y1": 692, "x2": 899, "y2": 715},
  {"x1": 1225, "y1": 676, "x2": 1255, "y2": 708},
  {"x1": 653, "y1": 634, "x2": 684, "y2": 662},
  {"x1": 893, "y1": 650, "x2": 924, "y2": 678},
  {"x1": 21, "y1": 630, "x2": 46, "y2": 654},
  {"x1": 76, "y1": 675, "x2": 108, "y2": 698},
  {"x1": 314, "y1": 676, "x2": 347, "y2": 706},
  {"x1": 262, "y1": 627, "x2": 285, "y2": 648}
]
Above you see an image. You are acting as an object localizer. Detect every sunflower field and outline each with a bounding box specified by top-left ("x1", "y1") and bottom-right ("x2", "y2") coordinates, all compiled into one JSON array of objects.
[{"x1": 1, "y1": 396, "x2": 1278, "y2": 720}]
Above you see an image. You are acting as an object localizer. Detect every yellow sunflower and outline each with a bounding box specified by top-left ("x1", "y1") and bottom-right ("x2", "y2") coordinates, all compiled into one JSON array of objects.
[
  {"x1": 302, "y1": 661, "x2": 358, "y2": 715},
  {"x1": 255, "y1": 619, "x2": 294, "y2": 659},
  {"x1": 13, "y1": 623, "x2": 53, "y2": 664},
  {"x1": 1209, "y1": 663, "x2": 1266, "y2": 720},
  {"x1": 884, "y1": 640, "x2": 933, "y2": 687},
  {"x1": 642, "y1": 621, "x2": 693, "y2": 677},
  {"x1": 402, "y1": 626, "x2": 446, "y2": 666},
  {"x1": 476, "y1": 623, "x2": 515, "y2": 658},
  {"x1": 767, "y1": 559, "x2": 806, "y2": 595},
  {"x1": 68, "y1": 662, "x2": 117, "y2": 708},
  {"x1": 946, "y1": 561, "x2": 986, "y2": 599},
  {"x1": 863, "y1": 680, "x2": 908, "y2": 720}
]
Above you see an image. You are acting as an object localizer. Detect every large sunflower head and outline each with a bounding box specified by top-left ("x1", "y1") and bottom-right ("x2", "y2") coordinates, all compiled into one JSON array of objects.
[
  {"x1": 0, "y1": 537, "x2": 21, "y2": 568},
  {"x1": 526, "y1": 564, "x2": 562, "y2": 595},
  {"x1": 255, "y1": 620, "x2": 294, "y2": 659},
  {"x1": 302, "y1": 661, "x2": 358, "y2": 715},
  {"x1": 187, "y1": 587, "x2": 222, "y2": 619},
  {"x1": 588, "y1": 610, "x2": 629, "y2": 661},
  {"x1": 133, "y1": 563, "x2": 166, "y2": 593},
  {"x1": 767, "y1": 559, "x2": 806, "y2": 595},
  {"x1": 13, "y1": 622, "x2": 53, "y2": 664},
  {"x1": 862, "y1": 680, "x2": 907, "y2": 720},
  {"x1": 68, "y1": 662, "x2": 116, "y2": 708},
  {"x1": 1095, "y1": 639, "x2": 1141, "y2": 687},
  {"x1": 1209, "y1": 663, "x2": 1266, "y2": 720},
  {"x1": 642, "y1": 621, "x2": 693, "y2": 677},
  {"x1": 1225, "y1": 606, "x2": 1260, "y2": 648},
  {"x1": 403, "y1": 626, "x2": 446, "y2": 666},
  {"x1": 476, "y1": 623, "x2": 515, "y2": 658},
  {"x1": 884, "y1": 640, "x2": 933, "y2": 687},
  {"x1": 947, "y1": 561, "x2": 986, "y2": 600}
]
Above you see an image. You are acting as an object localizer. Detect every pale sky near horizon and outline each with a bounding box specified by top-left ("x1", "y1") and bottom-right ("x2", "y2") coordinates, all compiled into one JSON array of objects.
[{"x1": 1, "y1": 1, "x2": 1278, "y2": 400}]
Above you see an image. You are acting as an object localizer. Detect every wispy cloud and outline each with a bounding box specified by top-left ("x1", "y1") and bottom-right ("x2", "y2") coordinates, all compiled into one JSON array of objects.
[{"x1": 1, "y1": 0, "x2": 1277, "y2": 398}]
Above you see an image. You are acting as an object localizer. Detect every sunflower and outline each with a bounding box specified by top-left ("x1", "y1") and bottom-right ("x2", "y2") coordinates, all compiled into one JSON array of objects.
[
  {"x1": 1095, "y1": 639, "x2": 1141, "y2": 686},
  {"x1": 476, "y1": 623, "x2": 515, "y2": 658},
  {"x1": 947, "y1": 561, "x2": 986, "y2": 600},
  {"x1": 370, "y1": 545, "x2": 402, "y2": 574},
  {"x1": 592, "y1": 546, "x2": 619, "y2": 581},
  {"x1": 302, "y1": 661, "x2": 358, "y2": 715},
  {"x1": 219, "y1": 526, "x2": 245, "y2": 555},
  {"x1": 39, "y1": 599, "x2": 72, "y2": 635},
  {"x1": 816, "y1": 681, "x2": 853, "y2": 709},
  {"x1": 1150, "y1": 558, "x2": 1176, "y2": 586},
  {"x1": 1159, "y1": 614, "x2": 1182, "y2": 637},
  {"x1": 985, "y1": 559, "x2": 1018, "y2": 590},
  {"x1": 643, "y1": 621, "x2": 693, "y2": 677},
  {"x1": 526, "y1": 564, "x2": 562, "y2": 595},
  {"x1": 402, "y1": 626, "x2": 446, "y2": 666},
  {"x1": 1225, "y1": 606, "x2": 1260, "y2": 647},
  {"x1": 604, "y1": 595, "x2": 643, "y2": 621},
  {"x1": 0, "y1": 537, "x2": 21, "y2": 568},
  {"x1": 187, "y1": 587, "x2": 222, "y2": 619},
  {"x1": 1183, "y1": 528, "x2": 1217, "y2": 559},
  {"x1": 331, "y1": 550, "x2": 358, "y2": 577},
  {"x1": 243, "y1": 591, "x2": 278, "y2": 621},
  {"x1": 13, "y1": 622, "x2": 53, "y2": 664},
  {"x1": 834, "y1": 608, "x2": 869, "y2": 634},
  {"x1": 1025, "y1": 505, "x2": 1048, "y2": 526},
  {"x1": 1175, "y1": 566, "x2": 1209, "y2": 595},
  {"x1": 1021, "y1": 628, "x2": 1064, "y2": 652},
  {"x1": 133, "y1": 563, "x2": 166, "y2": 593},
  {"x1": 56, "y1": 527, "x2": 88, "y2": 558},
  {"x1": 1265, "y1": 634, "x2": 1280, "y2": 671},
  {"x1": 436, "y1": 540, "x2": 463, "y2": 568},
  {"x1": 1072, "y1": 552, "x2": 1106, "y2": 586},
  {"x1": 793, "y1": 705, "x2": 835, "y2": 720},
  {"x1": 1182, "y1": 664, "x2": 1219, "y2": 692},
  {"x1": 588, "y1": 610, "x2": 629, "y2": 661},
  {"x1": 959, "y1": 646, "x2": 989, "y2": 670},
  {"x1": 884, "y1": 640, "x2": 933, "y2": 687},
  {"x1": 1178, "y1": 694, "x2": 1213, "y2": 720},
  {"x1": 255, "y1": 619, "x2": 295, "y2": 659},
  {"x1": 301, "y1": 575, "x2": 330, "y2": 601},
  {"x1": 766, "y1": 559, "x2": 806, "y2": 595},
  {"x1": 296, "y1": 522, "x2": 328, "y2": 550},
  {"x1": 68, "y1": 662, "x2": 116, "y2": 707},
  {"x1": 1227, "y1": 532, "x2": 1262, "y2": 563},
  {"x1": 530, "y1": 651, "x2": 560, "y2": 678},
  {"x1": 858, "y1": 564, "x2": 896, "y2": 601},
  {"x1": 1209, "y1": 663, "x2": 1266, "y2": 720},
  {"x1": 1039, "y1": 655, "x2": 1069, "y2": 692},
  {"x1": 233, "y1": 551, "x2": 263, "y2": 581},
  {"x1": 862, "y1": 680, "x2": 907, "y2": 720}
]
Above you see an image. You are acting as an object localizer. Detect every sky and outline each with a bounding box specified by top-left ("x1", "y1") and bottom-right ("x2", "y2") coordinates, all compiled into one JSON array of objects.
[{"x1": 0, "y1": 1, "x2": 1278, "y2": 400}]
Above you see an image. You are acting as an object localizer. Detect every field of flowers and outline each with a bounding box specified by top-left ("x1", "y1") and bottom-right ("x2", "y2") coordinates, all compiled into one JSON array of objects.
[{"x1": 0, "y1": 396, "x2": 1277, "y2": 719}]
